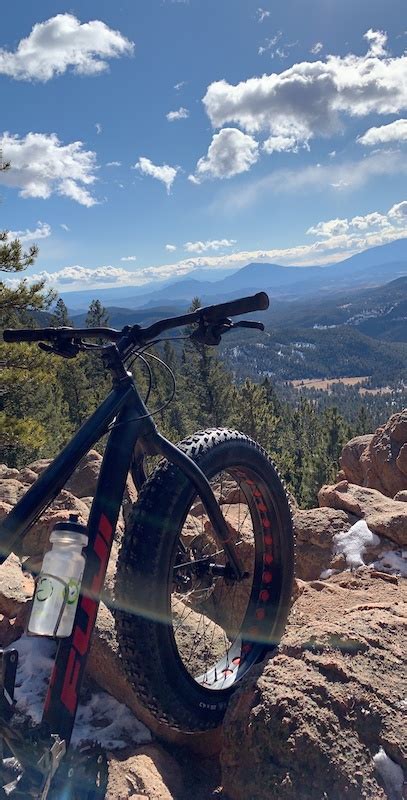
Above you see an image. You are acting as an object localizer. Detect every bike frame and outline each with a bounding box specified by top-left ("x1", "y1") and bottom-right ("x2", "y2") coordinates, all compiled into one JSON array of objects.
[{"x1": 0, "y1": 357, "x2": 243, "y2": 762}]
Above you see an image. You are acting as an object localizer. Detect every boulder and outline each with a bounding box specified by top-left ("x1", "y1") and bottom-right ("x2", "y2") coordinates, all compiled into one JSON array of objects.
[
  {"x1": 62, "y1": 449, "x2": 136, "y2": 514},
  {"x1": 318, "y1": 481, "x2": 407, "y2": 547},
  {"x1": 394, "y1": 490, "x2": 407, "y2": 503},
  {"x1": 0, "y1": 554, "x2": 34, "y2": 645},
  {"x1": 293, "y1": 507, "x2": 357, "y2": 580},
  {"x1": 221, "y1": 571, "x2": 406, "y2": 800},
  {"x1": 18, "y1": 467, "x2": 38, "y2": 485},
  {"x1": 27, "y1": 458, "x2": 52, "y2": 476},
  {"x1": 64, "y1": 449, "x2": 102, "y2": 498},
  {"x1": 339, "y1": 411, "x2": 407, "y2": 497},
  {"x1": 106, "y1": 745, "x2": 183, "y2": 800},
  {"x1": 19, "y1": 506, "x2": 89, "y2": 558},
  {"x1": 0, "y1": 479, "x2": 26, "y2": 505},
  {"x1": 0, "y1": 500, "x2": 11, "y2": 523},
  {"x1": 0, "y1": 466, "x2": 20, "y2": 480},
  {"x1": 339, "y1": 434, "x2": 373, "y2": 485}
]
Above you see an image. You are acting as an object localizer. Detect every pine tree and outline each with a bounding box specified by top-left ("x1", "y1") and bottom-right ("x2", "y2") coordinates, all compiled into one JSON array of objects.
[
  {"x1": 231, "y1": 379, "x2": 277, "y2": 451},
  {"x1": 53, "y1": 298, "x2": 71, "y2": 326},
  {"x1": 0, "y1": 155, "x2": 66, "y2": 465},
  {"x1": 85, "y1": 299, "x2": 109, "y2": 328},
  {"x1": 181, "y1": 298, "x2": 233, "y2": 430},
  {"x1": 0, "y1": 156, "x2": 47, "y2": 328}
]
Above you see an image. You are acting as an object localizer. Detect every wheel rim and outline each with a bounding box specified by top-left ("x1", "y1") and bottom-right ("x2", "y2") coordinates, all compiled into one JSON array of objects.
[{"x1": 170, "y1": 465, "x2": 279, "y2": 691}]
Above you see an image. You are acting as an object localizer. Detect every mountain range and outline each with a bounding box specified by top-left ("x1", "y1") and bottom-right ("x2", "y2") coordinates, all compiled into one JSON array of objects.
[
  {"x1": 61, "y1": 238, "x2": 407, "y2": 387},
  {"x1": 63, "y1": 238, "x2": 407, "y2": 312}
]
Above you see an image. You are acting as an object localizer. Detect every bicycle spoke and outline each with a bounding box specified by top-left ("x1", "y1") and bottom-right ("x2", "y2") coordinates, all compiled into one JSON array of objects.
[{"x1": 172, "y1": 468, "x2": 256, "y2": 687}]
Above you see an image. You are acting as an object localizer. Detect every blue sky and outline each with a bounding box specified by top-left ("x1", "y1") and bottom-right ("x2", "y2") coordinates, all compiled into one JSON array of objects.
[{"x1": 1, "y1": 0, "x2": 407, "y2": 292}]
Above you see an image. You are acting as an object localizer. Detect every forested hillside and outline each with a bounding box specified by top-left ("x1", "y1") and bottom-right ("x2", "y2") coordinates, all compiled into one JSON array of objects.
[
  {"x1": 1, "y1": 204, "x2": 406, "y2": 510},
  {"x1": 1, "y1": 292, "x2": 404, "y2": 508}
]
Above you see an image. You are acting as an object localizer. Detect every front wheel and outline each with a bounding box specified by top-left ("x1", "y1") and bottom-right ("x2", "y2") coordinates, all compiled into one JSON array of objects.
[{"x1": 114, "y1": 429, "x2": 294, "y2": 732}]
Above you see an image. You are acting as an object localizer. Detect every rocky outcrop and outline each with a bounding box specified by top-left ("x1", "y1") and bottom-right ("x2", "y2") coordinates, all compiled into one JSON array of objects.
[
  {"x1": 339, "y1": 433, "x2": 374, "y2": 485},
  {"x1": 106, "y1": 745, "x2": 183, "y2": 800},
  {"x1": 221, "y1": 571, "x2": 407, "y2": 800},
  {"x1": 0, "y1": 451, "x2": 135, "y2": 558},
  {"x1": 318, "y1": 480, "x2": 407, "y2": 547},
  {"x1": 293, "y1": 507, "x2": 357, "y2": 579},
  {"x1": 340, "y1": 411, "x2": 407, "y2": 497},
  {"x1": 0, "y1": 554, "x2": 33, "y2": 646},
  {"x1": 0, "y1": 412, "x2": 406, "y2": 799}
]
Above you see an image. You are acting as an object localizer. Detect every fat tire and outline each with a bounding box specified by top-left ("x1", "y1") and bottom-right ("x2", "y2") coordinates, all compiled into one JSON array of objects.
[{"x1": 114, "y1": 428, "x2": 294, "y2": 732}]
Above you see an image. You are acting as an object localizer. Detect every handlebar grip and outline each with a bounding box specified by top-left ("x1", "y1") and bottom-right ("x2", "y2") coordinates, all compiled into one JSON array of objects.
[
  {"x1": 201, "y1": 292, "x2": 269, "y2": 321},
  {"x1": 3, "y1": 328, "x2": 50, "y2": 343}
]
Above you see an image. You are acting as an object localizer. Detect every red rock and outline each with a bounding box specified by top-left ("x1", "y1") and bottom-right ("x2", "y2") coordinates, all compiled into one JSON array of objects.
[
  {"x1": 221, "y1": 571, "x2": 406, "y2": 800},
  {"x1": 318, "y1": 481, "x2": 407, "y2": 546},
  {"x1": 340, "y1": 411, "x2": 407, "y2": 497}
]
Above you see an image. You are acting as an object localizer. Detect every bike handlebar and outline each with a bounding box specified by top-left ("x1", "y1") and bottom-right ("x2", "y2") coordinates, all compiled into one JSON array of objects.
[
  {"x1": 3, "y1": 326, "x2": 120, "y2": 343},
  {"x1": 3, "y1": 291, "x2": 269, "y2": 346}
]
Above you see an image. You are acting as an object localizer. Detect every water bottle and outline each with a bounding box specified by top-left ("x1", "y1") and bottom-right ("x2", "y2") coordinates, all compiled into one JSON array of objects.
[{"x1": 27, "y1": 515, "x2": 88, "y2": 638}]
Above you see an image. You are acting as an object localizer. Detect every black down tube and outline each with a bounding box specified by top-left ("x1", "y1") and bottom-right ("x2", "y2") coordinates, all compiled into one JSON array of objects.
[
  {"x1": 0, "y1": 382, "x2": 133, "y2": 563},
  {"x1": 42, "y1": 392, "x2": 149, "y2": 744}
]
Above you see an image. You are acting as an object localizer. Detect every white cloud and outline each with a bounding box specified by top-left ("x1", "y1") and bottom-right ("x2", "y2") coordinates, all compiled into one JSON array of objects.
[
  {"x1": 258, "y1": 32, "x2": 297, "y2": 59},
  {"x1": 0, "y1": 132, "x2": 98, "y2": 206},
  {"x1": 95, "y1": 122, "x2": 102, "y2": 135},
  {"x1": 184, "y1": 239, "x2": 237, "y2": 253},
  {"x1": 303, "y1": 199, "x2": 407, "y2": 256},
  {"x1": 60, "y1": 223, "x2": 70, "y2": 232},
  {"x1": 23, "y1": 265, "x2": 135, "y2": 286},
  {"x1": 310, "y1": 42, "x2": 323, "y2": 55},
  {"x1": 121, "y1": 255, "x2": 137, "y2": 261},
  {"x1": 106, "y1": 160, "x2": 121, "y2": 167},
  {"x1": 191, "y1": 128, "x2": 259, "y2": 182},
  {"x1": 221, "y1": 149, "x2": 407, "y2": 210},
  {"x1": 364, "y1": 28, "x2": 388, "y2": 57},
  {"x1": 307, "y1": 210, "x2": 392, "y2": 238},
  {"x1": 262, "y1": 134, "x2": 307, "y2": 153},
  {"x1": 8, "y1": 199, "x2": 407, "y2": 292},
  {"x1": 0, "y1": 14, "x2": 134, "y2": 82},
  {"x1": 358, "y1": 118, "x2": 407, "y2": 146},
  {"x1": 165, "y1": 244, "x2": 177, "y2": 251},
  {"x1": 5, "y1": 222, "x2": 51, "y2": 243},
  {"x1": 166, "y1": 107, "x2": 189, "y2": 122},
  {"x1": 203, "y1": 31, "x2": 407, "y2": 152},
  {"x1": 133, "y1": 157, "x2": 179, "y2": 193},
  {"x1": 257, "y1": 8, "x2": 270, "y2": 23},
  {"x1": 174, "y1": 81, "x2": 187, "y2": 91},
  {"x1": 388, "y1": 200, "x2": 407, "y2": 219}
]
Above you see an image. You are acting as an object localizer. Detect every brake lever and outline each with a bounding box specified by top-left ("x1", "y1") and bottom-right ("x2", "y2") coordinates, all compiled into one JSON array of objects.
[
  {"x1": 232, "y1": 320, "x2": 265, "y2": 331},
  {"x1": 38, "y1": 340, "x2": 80, "y2": 359},
  {"x1": 190, "y1": 318, "x2": 233, "y2": 346}
]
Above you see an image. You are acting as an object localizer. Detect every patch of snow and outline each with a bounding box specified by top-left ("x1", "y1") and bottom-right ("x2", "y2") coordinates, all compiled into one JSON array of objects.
[
  {"x1": 319, "y1": 568, "x2": 336, "y2": 579},
  {"x1": 8, "y1": 636, "x2": 151, "y2": 749},
  {"x1": 72, "y1": 691, "x2": 150, "y2": 750},
  {"x1": 292, "y1": 341, "x2": 317, "y2": 350},
  {"x1": 373, "y1": 550, "x2": 407, "y2": 577},
  {"x1": 10, "y1": 636, "x2": 54, "y2": 722},
  {"x1": 333, "y1": 520, "x2": 380, "y2": 570},
  {"x1": 373, "y1": 746, "x2": 404, "y2": 800}
]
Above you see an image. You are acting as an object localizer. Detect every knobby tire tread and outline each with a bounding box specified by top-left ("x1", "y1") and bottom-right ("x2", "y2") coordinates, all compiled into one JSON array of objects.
[{"x1": 114, "y1": 428, "x2": 294, "y2": 732}]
